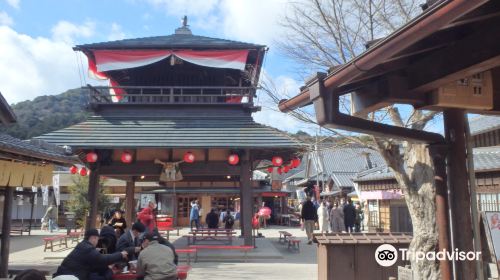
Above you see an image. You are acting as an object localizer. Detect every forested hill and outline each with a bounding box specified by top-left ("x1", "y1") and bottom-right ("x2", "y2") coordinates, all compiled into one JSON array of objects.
[{"x1": 0, "y1": 89, "x2": 90, "y2": 139}]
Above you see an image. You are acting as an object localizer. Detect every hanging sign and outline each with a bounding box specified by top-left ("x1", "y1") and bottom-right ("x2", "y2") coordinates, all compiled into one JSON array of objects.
[
  {"x1": 42, "y1": 186, "x2": 49, "y2": 206},
  {"x1": 52, "y1": 174, "x2": 60, "y2": 206}
]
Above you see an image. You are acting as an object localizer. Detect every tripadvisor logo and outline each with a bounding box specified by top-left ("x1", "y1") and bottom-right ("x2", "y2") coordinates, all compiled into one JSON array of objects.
[{"x1": 375, "y1": 244, "x2": 482, "y2": 267}]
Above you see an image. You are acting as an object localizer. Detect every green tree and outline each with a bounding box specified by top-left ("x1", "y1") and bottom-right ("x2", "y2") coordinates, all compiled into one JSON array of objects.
[{"x1": 66, "y1": 176, "x2": 111, "y2": 228}]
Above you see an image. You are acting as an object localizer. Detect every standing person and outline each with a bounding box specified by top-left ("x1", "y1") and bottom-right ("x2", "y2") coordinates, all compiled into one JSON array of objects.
[
  {"x1": 137, "y1": 201, "x2": 156, "y2": 233},
  {"x1": 108, "y1": 210, "x2": 127, "y2": 236},
  {"x1": 317, "y1": 200, "x2": 329, "y2": 233},
  {"x1": 189, "y1": 200, "x2": 200, "y2": 230},
  {"x1": 137, "y1": 232, "x2": 177, "y2": 280},
  {"x1": 301, "y1": 196, "x2": 318, "y2": 244},
  {"x1": 53, "y1": 229, "x2": 128, "y2": 280},
  {"x1": 205, "y1": 208, "x2": 219, "y2": 229},
  {"x1": 354, "y1": 202, "x2": 364, "y2": 232},
  {"x1": 223, "y1": 210, "x2": 235, "y2": 229},
  {"x1": 330, "y1": 202, "x2": 345, "y2": 233},
  {"x1": 343, "y1": 199, "x2": 356, "y2": 233},
  {"x1": 43, "y1": 204, "x2": 58, "y2": 233}
]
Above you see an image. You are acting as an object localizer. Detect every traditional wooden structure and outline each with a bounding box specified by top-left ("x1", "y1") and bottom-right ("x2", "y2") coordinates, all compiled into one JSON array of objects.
[
  {"x1": 38, "y1": 21, "x2": 301, "y2": 245},
  {"x1": 279, "y1": 1, "x2": 500, "y2": 279},
  {"x1": 0, "y1": 92, "x2": 77, "y2": 277}
]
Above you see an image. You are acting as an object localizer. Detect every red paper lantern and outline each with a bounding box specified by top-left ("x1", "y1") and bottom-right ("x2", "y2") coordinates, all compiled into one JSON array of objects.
[
  {"x1": 86, "y1": 152, "x2": 98, "y2": 163},
  {"x1": 272, "y1": 156, "x2": 283, "y2": 167},
  {"x1": 121, "y1": 152, "x2": 133, "y2": 163},
  {"x1": 69, "y1": 165, "x2": 78, "y2": 174},
  {"x1": 267, "y1": 167, "x2": 274, "y2": 173},
  {"x1": 79, "y1": 167, "x2": 88, "y2": 176},
  {"x1": 184, "y1": 152, "x2": 195, "y2": 163},
  {"x1": 283, "y1": 165, "x2": 290, "y2": 173},
  {"x1": 292, "y1": 158, "x2": 301, "y2": 168},
  {"x1": 228, "y1": 154, "x2": 239, "y2": 165}
]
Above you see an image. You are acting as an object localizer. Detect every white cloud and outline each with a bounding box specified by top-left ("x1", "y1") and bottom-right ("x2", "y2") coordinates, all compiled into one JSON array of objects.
[
  {"x1": 146, "y1": 0, "x2": 219, "y2": 17},
  {"x1": 108, "y1": 23, "x2": 126, "y2": 41},
  {"x1": 0, "y1": 11, "x2": 13, "y2": 26},
  {"x1": 0, "y1": 26, "x2": 86, "y2": 103},
  {"x1": 6, "y1": 0, "x2": 20, "y2": 9},
  {"x1": 51, "y1": 20, "x2": 95, "y2": 44}
]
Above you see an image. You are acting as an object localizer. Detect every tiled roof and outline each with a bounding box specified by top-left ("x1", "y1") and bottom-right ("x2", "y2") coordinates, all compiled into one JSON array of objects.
[
  {"x1": 75, "y1": 33, "x2": 265, "y2": 50},
  {"x1": 36, "y1": 115, "x2": 301, "y2": 149},
  {"x1": 355, "y1": 146, "x2": 500, "y2": 182},
  {"x1": 469, "y1": 115, "x2": 500, "y2": 135},
  {"x1": 0, "y1": 133, "x2": 77, "y2": 164}
]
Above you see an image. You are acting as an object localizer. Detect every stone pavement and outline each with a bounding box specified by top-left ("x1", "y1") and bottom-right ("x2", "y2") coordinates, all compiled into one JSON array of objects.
[{"x1": 8, "y1": 226, "x2": 317, "y2": 279}]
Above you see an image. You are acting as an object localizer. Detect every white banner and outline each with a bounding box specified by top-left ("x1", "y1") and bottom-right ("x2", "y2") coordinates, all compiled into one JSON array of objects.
[
  {"x1": 42, "y1": 186, "x2": 49, "y2": 206},
  {"x1": 32, "y1": 186, "x2": 38, "y2": 205},
  {"x1": 52, "y1": 174, "x2": 60, "y2": 206}
]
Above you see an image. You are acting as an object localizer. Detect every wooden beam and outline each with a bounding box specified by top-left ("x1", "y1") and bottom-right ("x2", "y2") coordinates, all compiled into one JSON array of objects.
[
  {"x1": 407, "y1": 18, "x2": 500, "y2": 93},
  {"x1": 125, "y1": 180, "x2": 135, "y2": 228},
  {"x1": 99, "y1": 161, "x2": 241, "y2": 176},
  {"x1": 444, "y1": 109, "x2": 476, "y2": 280},
  {"x1": 0, "y1": 188, "x2": 13, "y2": 278},
  {"x1": 85, "y1": 165, "x2": 100, "y2": 230}
]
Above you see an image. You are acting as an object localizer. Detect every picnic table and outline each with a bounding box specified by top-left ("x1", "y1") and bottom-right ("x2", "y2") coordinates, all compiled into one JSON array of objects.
[
  {"x1": 186, "y1": 229, "x2": 236, "y2": 245},
  {"x1": 158, "y1": 227, "x2": 181, "y2": 241}
]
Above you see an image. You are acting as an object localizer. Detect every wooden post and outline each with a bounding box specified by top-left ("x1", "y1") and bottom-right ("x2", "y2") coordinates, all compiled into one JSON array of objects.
[
  {"x1": 0, "y1": 187, "x2": 14, "y2": 278},
  {"x1": 429, "y1": 145, "x2": 452, "y2": 280},
  {"x1": 240, "y1": 158, "x2": 253, "y2": 246},
  {"x1": 444, "y1": 109, "x2": 476, "y2": 280},
  {"x1": 85, "y1": 166, "x2": 100, "y2": 230},
  {"x1": 125, "y1": 180, "x2": 135, "y2": 227}
]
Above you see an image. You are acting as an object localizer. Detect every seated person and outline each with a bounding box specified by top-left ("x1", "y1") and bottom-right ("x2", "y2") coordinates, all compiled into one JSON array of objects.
[
  {"x1": 152, "y1": 229, "x2": 178, "y2": 265},
  {"x1": 206, "y1": 208, "x2": 219, "y2": 229},
  {"x1": 14, "y1": 269, "x2": 46, "y2": 280},
  {"x1": 116, "y1": 222, "x2": 145, "y2": 255},
  {"x1": 53, "y1": 229, "x2": 128, "y2": 280},
  {"x1": 137, "y1": 232, "x2": 177, "y2": 280},
  {"x1": 97, "y1": 225, "x2": 117, "y2": 254},
  {"x1": 108, "y1": 210, "x2": 127, "y2": 236}
]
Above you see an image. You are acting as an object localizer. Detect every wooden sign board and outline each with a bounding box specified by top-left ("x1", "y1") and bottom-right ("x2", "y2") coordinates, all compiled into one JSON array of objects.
[{"x1": 398, "y1": 266, "x2": 413, "y2": 280}]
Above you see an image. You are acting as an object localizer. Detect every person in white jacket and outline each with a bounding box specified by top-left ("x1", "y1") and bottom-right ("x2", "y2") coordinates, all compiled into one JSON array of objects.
[{"x1": 317, "y1": 200, "x2": 329, "y2": 233}]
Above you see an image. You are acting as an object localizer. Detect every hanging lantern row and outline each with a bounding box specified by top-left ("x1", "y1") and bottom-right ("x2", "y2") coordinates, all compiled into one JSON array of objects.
[
  {"x1": 267, "y1": 157, "x2": 301, "y2": 174},
  {"x1": 70, "y1": 165, "x2": 88, "y2": 176}
]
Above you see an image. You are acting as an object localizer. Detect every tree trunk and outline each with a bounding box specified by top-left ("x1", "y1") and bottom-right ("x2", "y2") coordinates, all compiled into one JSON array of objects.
[{"x1": 378, "y1": 142, "x2": 440, "y2": 279}]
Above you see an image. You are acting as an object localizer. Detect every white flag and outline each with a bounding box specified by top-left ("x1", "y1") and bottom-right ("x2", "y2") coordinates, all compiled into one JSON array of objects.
[
  {"x1": 42, "y1": 186, "x2": 49, "y2": 206},
  {"x1": 52, "y1": 174, "x2": 60, "y2": 206}
]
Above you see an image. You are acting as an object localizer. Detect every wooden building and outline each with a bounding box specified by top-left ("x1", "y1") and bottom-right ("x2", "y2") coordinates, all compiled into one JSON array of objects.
[
  {"x1": 0, "y1": 92, "x2": 77, "y2": 277},
  {"x1": 37, "y1": 21, "x2": 301, "y2": 245}
]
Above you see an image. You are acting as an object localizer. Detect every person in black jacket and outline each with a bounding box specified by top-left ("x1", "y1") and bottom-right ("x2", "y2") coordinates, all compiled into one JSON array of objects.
[
  {"x1": 206, "y1": 208, "x2": 219, "y2": 229},
  {"x1": 108, "y1": 210, "x2": 127, "y2": 236},
  {"x1": 301, "y1": 196, "x2": 318, "y2": 244},
  {"x1": 97, "y1": 225, "x2": 117, "y2": 254},
  {"x1": 343, "y1": 199, "x2": 357, "y2": 233},
  {"x1": 53, "y1": 229, "x2": 128, "y2": 280},
  {"x1": 116, "y1": 222, "x2": 145, "y2": 255}
]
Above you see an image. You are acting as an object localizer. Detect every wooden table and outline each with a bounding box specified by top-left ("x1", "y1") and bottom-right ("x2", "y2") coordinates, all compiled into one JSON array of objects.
[
  {"x1": 159, "y1": 227, "x2": 181, "y2": 240},
  {"x1": 187, "y1": 229, "x2": 236, "y2": 245},
  {"x1": 112, "y1": 266, "x2": 190, "y2": 280}
]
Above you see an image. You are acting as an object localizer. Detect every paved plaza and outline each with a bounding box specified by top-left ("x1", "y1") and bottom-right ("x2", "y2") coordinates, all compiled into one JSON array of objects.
[{"x1": 8, "y1": 226, "x2": 317, "y2": 280}]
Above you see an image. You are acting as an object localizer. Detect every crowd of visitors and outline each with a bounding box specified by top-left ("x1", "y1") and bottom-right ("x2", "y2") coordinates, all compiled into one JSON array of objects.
[
  {"x1": 51, "y1": 201, "x2": 179, "y2": 280},
  {"x1": 299, "y1": 195, "x2": 365, "y2": 242},
  {"x1": 189, "y1": 200, "x2": 236, "y2": 230}
]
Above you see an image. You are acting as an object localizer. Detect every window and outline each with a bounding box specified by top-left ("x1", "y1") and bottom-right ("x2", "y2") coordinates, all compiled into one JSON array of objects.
[
  {"x1": 478, "y1": 193, "x2": 500, "y2": 211},
  {"x1": 177, "y1": 197, "x2": 200, "y2": 218}
]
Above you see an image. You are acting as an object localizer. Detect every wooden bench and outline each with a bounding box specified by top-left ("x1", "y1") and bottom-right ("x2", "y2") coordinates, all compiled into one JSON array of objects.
[
  {"x1": 186, "y1": 229, "x2": 236, "y2": 245},
  {"x1": 287, "y1": 238, "x2": 301, "y2": 252},
  {"x1": 176, "y1": 248, "x2": 197, "y2": 264},
  {"x1": 67, "y1": 231, "x2": 83, "y2": 243},
  {"x1": 278, "y1": 231, "x2": 293, "y2": 243},
  {"x1": 189, "y1": 245, "x2": 254, "y2": 262},
  {"x1": 43, "y1": 234, "x2": 68, "y2": 252},
  {"x1": 159, "y1": 227, "x2": 181, "y2": 240},
  {"x1": 177, "y1": 265, "x2": 191, "y2": 280}
]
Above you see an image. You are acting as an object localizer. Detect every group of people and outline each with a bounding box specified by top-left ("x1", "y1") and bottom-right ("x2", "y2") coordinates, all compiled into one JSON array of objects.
[
  {"x1": 189, "y1": 200, "x2": 236, "y2": 230},
  {"x1": 53, "y1": 201, "x2": 179, "y2": 280},
  {"x1": 300, "y1": 196, "x2": 364, "y2": 244}
]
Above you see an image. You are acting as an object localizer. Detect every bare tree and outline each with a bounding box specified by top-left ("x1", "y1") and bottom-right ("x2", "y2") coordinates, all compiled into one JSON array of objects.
[{"x1": 274, "y1": 1, "x2": 442, "y2": 278}]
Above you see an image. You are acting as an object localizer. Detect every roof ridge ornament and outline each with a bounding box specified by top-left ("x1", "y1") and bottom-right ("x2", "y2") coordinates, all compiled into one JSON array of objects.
[{"x1": 175, "y1": 15, "x2": 192, "y2": 35}]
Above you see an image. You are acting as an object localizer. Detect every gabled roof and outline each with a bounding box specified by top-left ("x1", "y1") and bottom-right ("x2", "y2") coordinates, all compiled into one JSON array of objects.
[
  {"x1": 469, "y1": 115, "x2": 500, "y2": 136},
  {"x1": 36, "y1": 114, "x2": 301, "y2": 149},
  {"x1": 0, "y1": 92, "x2": 16, "y2": 125},
  {"x1": 75, "y1": 33, "x2": 265, "y2": 51}
]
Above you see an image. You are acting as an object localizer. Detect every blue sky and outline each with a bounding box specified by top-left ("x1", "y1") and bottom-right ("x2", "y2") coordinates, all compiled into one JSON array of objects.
[{"x1": 0, "y1": 0, "x2": 317, "y2": 132}]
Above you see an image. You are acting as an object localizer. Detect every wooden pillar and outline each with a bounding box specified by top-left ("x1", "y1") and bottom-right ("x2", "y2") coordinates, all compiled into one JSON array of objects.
[
  {"x1": 0, "y1": 187, "x2": 14, "y2": 278},
  {"x1": 85, "y1": 166, "x2": 100, "y2": 230},
  {"x1": 429, "y1": 145, "x2": 452, "y2": 280},
  {"x1": 125, "y1": 180, "x2": 135, "y2": 227},
  {"x1": 444, "y1": 109, "x2": 476, "y2": 280},
  {"x1": 240, "y1": 159, "x2": 253, "y2": 246}
]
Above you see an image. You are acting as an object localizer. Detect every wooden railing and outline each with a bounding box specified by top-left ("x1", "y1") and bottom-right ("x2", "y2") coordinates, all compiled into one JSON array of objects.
[{"x1": 86, "y1": 85, "x2": 256, "y2": 105}]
